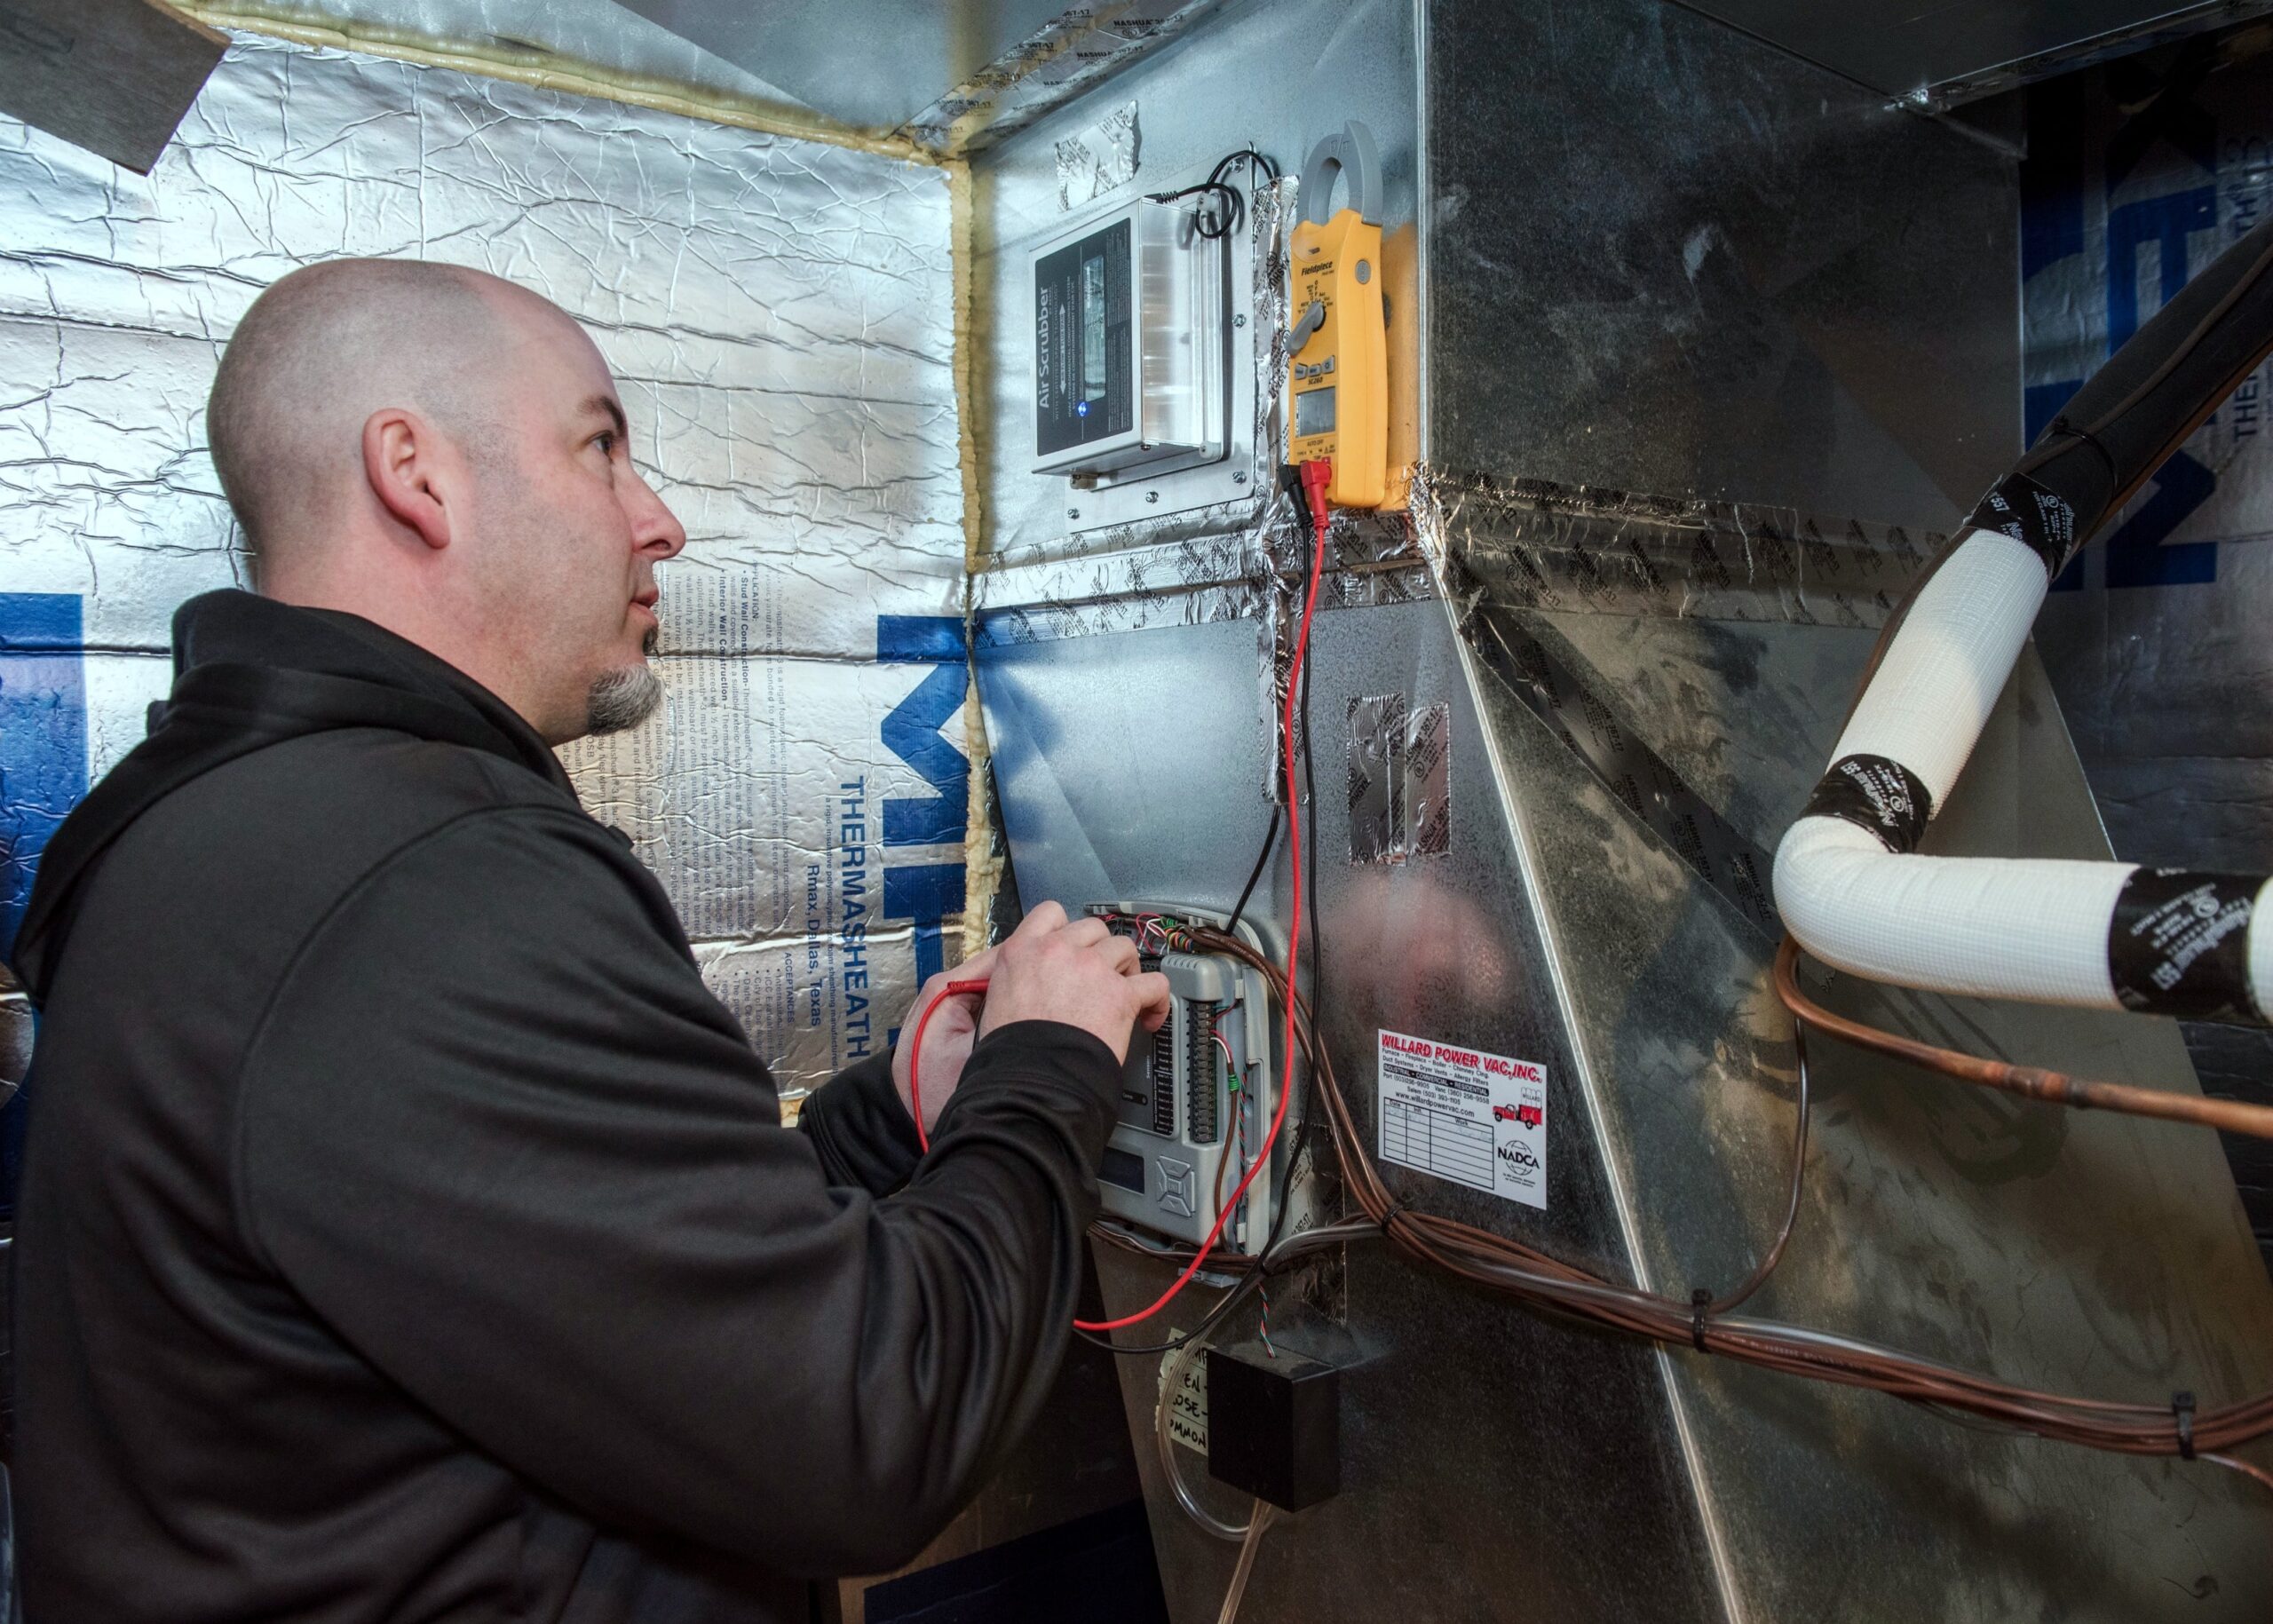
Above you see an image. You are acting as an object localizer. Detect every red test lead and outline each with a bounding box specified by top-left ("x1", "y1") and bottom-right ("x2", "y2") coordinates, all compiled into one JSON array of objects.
[
  {"x1": 1076, "y1": 459, "x2": 1333, "y2": 1335},
  {"x1": 907, "y1": 978, "x2": 992, "y2": 1153}
]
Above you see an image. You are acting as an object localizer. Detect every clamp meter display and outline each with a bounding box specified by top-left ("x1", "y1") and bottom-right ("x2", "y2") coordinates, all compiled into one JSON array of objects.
[{"x1": 1287, "y1": 121, "x2": 1390, "y2": 509}]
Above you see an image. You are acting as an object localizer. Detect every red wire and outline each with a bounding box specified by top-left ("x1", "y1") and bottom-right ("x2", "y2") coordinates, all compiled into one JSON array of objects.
[
  {"x1": 1075, "y1": 460, "x2": 1332, "y2": 1334},
  {"x1": 908, "y1": 978, "x2": 991, "y2": 1152},
  {"x1": 906, "y1": 464, "x2": 1330, "y2": 1333}
]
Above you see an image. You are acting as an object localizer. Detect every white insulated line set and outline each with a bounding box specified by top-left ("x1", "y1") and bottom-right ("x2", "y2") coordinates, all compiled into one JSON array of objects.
[{"x1": 1776, "y1": 213, "x2": 2273, "y2": 1029}]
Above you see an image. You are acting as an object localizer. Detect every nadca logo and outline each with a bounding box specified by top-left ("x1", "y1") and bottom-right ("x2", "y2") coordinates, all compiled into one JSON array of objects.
[{"x1": 1493, "y1": 1103, "x2": 1543, "y2": 1129}]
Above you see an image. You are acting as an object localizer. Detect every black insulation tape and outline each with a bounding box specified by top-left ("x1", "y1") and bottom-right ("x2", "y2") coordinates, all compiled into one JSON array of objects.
[
  {"x1": 1800, "y1": 755, "x2": 1933, "y2": 855},
  {"x1": 1965, "y1": 472, "x2": 2079, "y2": 578},
  {"x1": 2109, "y1": 868, "x2": 2264, "y2": 1024}
]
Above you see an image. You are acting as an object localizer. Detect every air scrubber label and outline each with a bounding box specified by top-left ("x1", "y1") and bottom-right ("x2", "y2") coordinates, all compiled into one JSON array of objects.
[{"x1": 1376, "y1": 1030, "x2": 1547, "y2": 1211}]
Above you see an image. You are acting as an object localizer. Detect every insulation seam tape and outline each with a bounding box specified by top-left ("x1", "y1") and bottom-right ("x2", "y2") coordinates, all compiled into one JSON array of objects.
[
  {"x1": 1776, "y1": 496, "x2": 2273, "y2": 1023},
  {"x1": 1964, "y1": 470, "x2": 2080, "y2": 578}
]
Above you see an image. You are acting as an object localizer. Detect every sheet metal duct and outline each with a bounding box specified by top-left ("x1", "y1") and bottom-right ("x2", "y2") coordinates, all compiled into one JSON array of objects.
[
  {"x1": 970, "y1": 0, "x2": 2273, "y2": 1616},
  {"x1": 1675, "y1": 0, "x2": 2273, "y2": 109}
]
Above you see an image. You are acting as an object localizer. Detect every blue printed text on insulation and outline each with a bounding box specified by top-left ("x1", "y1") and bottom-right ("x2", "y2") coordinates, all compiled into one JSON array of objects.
[
  {"x1": 1, "y1": 593, "x2": 90, "y2": 957},
  {"x1": 837, "y1": 779, "x2": 874, "y2": 1059},
  {"x1": 872, "y1": 614, "x2": 968, "y2": 990},
  {"x1": 2022, "y1": 63, "x2": 2263, "y2": 590}
]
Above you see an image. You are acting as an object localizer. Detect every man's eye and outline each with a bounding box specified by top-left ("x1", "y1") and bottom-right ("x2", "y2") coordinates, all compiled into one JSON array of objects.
[{"x1": 594, "y1": 431, "x2": 618, "y2": 455}]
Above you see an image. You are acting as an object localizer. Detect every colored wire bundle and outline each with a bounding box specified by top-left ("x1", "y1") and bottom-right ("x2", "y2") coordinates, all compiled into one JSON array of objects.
[{"x1": 1178, "y1": 924, "x2": 2273, "y2": 1491}]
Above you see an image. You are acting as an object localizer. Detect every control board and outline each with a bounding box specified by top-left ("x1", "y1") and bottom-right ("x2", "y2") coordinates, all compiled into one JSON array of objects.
[{"x1": 1088, "y1": 902, "x2": 1297, "y2": 1252}]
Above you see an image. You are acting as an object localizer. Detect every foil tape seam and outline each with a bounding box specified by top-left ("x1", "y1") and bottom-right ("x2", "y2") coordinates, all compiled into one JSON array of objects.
[
  {"x1": 895, "y1": 0, "x2": 1222, "y2": 155},
  {"x1": 1420, "y1": 469, "x2": 1945, "y2": 630}
]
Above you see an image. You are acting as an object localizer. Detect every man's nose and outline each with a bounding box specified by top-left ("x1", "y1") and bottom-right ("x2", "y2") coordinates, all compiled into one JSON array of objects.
[{"x1": 627, "y1": 467, "x2": 687, "y2": 560}]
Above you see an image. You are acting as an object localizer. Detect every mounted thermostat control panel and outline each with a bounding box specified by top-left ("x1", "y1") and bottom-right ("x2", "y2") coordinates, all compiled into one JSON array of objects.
[
  {"x1": 1028, "y1": 161, "x2": 1266, "y2": 533},
  {"x1": 1087, "y1": 902, "x2": 1305, "y2": 1253},
  {"x1": 1033, "y1": 199, "x2": 1224, "y2": 479}
]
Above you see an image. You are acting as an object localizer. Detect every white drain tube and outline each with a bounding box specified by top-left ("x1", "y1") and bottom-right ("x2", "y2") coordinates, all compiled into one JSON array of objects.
[{"x1": 1774, "y1": 213, "x2": 2273, "y2": 1025}]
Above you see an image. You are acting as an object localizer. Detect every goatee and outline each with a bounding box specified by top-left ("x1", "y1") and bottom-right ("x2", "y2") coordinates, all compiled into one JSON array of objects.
[{"x1": 584, "y1": 629, "x2": 664, "y2": 735}]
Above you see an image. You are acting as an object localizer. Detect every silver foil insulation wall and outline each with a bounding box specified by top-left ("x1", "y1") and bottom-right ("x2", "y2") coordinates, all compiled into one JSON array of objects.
[{"x1": 0, "y1": 33, "x2": 969, "y2": 1097}]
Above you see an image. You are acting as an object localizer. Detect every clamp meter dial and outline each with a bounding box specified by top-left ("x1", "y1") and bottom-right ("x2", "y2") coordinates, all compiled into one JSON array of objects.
[{"x1": 1287, "y1": 121, "x2": 1390, "y2": 509}]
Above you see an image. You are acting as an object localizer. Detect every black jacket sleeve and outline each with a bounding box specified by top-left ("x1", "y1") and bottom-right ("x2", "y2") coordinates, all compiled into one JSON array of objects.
[
  {"x1": 798, "y1": 1048, "x2": 923, "y2": 1196},
  {"x1": 232, "y1": 805, "x2": 1118, "y2": 1577}
]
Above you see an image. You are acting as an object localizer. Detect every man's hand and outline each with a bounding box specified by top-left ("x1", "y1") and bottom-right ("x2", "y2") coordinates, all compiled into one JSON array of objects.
[
  {"x1": 892, "y1": 903, "x2": 1171, "y2": 1134},
  {"x1": 976, "y1": 901, "x2": 1171, "y2": 1059},
  {"x1": 892, "y1": 948, "x2": 995, "y2": 1137}
]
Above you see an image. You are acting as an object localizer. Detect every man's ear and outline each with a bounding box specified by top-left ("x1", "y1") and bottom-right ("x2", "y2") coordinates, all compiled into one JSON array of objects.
[{"x1": 362, "y1": 408, "x2": 453, "y2": 551}]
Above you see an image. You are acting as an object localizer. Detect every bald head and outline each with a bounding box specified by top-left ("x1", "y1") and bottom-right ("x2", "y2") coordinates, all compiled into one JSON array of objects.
[
  {"x1": 202, "y1": 257, "x2": 687, "y2": 745},
  {"x1": 209, "y1": 258, "x2": 558, "y2": 559}
]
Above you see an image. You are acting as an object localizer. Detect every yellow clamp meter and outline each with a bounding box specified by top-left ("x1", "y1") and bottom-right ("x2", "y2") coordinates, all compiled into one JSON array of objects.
[{"x1": 1287, "y1": 120, "x2": 1389, "y2": 509}]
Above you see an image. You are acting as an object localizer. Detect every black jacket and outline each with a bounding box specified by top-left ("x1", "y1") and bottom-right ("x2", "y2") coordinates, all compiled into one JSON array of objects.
[{"x1": 6, "y1": 590, "x2": 1119, "y2": 1622}]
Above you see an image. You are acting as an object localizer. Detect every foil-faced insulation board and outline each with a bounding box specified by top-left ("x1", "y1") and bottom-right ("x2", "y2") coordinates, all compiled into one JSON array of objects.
[
  {"x1": 0, "y1": 33, "x2": 967, "y2": 1094},
  {"x1": 2022, "y1": 48, "x2": 2273, "y2": 1248}
]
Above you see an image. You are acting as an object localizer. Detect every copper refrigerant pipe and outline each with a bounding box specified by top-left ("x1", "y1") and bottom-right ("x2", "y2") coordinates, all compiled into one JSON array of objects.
[{"x1": 1774, "y1": 937, "x2": 2273, "y2": 1143}]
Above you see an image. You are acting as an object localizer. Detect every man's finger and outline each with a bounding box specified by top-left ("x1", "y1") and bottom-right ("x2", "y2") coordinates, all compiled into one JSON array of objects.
[
  {"x1": 953, "y1": 944, "x2": 1000, "y2": 983},
  {"x1": 1013, "y1": 899, "x2": 1067, "y2": 939},
  {"x1": 1098, "y1": 933, "x2": 1141, "y2": 977},
  {"x1": 1059, "y1": 915, "x2": 1111, "y2": 948},
  {"x1": 1129, "y1": 970, "x2": 1174, "y2": 1033}
]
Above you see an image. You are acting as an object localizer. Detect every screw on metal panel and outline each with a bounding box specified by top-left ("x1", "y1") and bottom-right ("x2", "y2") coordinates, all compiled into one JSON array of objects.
[
  {"x1": 1068, "y1": 508, "x2": 1081, "y2": 519},
  {"x1": 1234, "y1": 471, "x2": 1249, "y2": 485},
  {"x1": 1145, "y1": 490, "x2": 1160, "y2": 503},
  {"x1": 1234, "y1": 313, "x2": 1247, "y2": 328}
]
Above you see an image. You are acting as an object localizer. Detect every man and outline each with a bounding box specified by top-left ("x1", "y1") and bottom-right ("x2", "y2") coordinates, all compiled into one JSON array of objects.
[{"x1": 5, "y1": 258, "x2": 1169, "y2": 1620}]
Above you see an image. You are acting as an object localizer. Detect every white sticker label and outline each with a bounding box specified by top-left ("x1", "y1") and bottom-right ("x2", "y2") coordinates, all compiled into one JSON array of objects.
[
  {"x1": 1376, "y1": 1028, "x2": 1548, "y2": 1209},
  {"x1": 1158, "y1": 1351, "x2": 1208, "y2": 1454}
]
